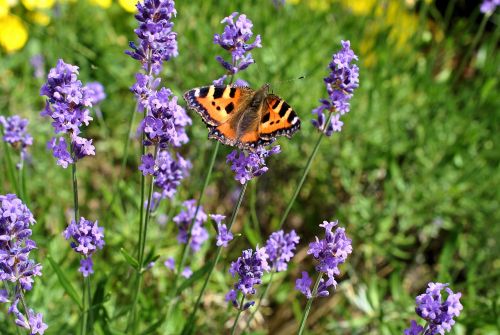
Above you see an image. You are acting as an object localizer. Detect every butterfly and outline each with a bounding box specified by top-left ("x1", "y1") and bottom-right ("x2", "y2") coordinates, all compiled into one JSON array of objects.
[{"x1": 183, "y1": 84, "x2": 300, "y2": 150}]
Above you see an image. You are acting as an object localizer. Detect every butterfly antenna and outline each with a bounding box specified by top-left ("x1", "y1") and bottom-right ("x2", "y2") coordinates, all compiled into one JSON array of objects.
[{"x1": 271, "y1": 73, "x2": 309, "y2": 92}]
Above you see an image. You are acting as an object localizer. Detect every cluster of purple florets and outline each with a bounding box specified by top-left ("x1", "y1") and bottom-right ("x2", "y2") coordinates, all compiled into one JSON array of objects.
[
  {"x1": 85, "y1": 82, "x2": 106, "y2": 105},
  {"x1": 312, "y1": 40, "x2": 359, "y2": 136},
  {"x1": 211, "y1": 214, "x2": 233, "y2": 248},
  {"x1": 480, "y1": 0, "x2": 499, "y2": 13},
  {"x1": 128, "y1": 0, "x2": 191, "y2": 210},
  {"x1": 173, "y1": 200, "x2": 209, "y2": 252},
  {"x1": 0, "y1": 115, "x2": 33, "y2": 163},
  {"x1": 40, "y1": 59, "x2": 96, "y2": 168},
  {"x1": 295, "y1": 220, "x2": 352, "y2": 299},
  {"x1": 226, "y1": 145, "x2": 281, "y2": 184},
  {"x1": 265, "y1": 229, "x2": 300, "y2": 272},
  {"x1": 226, "y1": 247, "x2": 270, "y2": 310},
  {"x1": 0, "y1": 194, "x2": 47, "y2": 334},
  {"x1": 213, "y1": 12, "x2": 262, "y2": 85},
  {"x1": 126, "y1": 0, "x2": 178, "y2": 75},
  {"x1": 405, "y1": 282, "x2": 463, "y2": 335},
  {"x1": 63, "y1": 217, "x2": 105, "y2": 277}
]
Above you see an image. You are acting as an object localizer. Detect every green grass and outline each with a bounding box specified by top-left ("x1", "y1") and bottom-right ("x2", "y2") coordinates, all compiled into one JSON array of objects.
[{"x1": 0, "y1": 0, "x2": 499, "y2": 334}]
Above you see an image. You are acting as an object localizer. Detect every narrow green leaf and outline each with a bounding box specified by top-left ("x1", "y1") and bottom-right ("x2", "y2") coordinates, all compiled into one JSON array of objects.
[
  {"x1": 120, "y1": 248, "x2": 139, "y2": 270},
  {"x1": 47, "y1": 255, "x2": 82, "y2": 310}
]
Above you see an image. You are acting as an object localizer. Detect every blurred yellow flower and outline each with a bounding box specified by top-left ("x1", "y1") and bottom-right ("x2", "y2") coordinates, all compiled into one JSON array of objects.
[
  {"x1": 89, "y1": 0, "x2": 111, "y2": 9},
  {"x1": 119, "y1": 0, "x2": 137, "y2": 12},
  {"x1": 0, "y1": 14, "x2": 28, "y2": 52},
  {"x1": 21, "y1": 0, "x2": 55, "y2": 10},
  {"x1": 30, "y1": 10, "x2": 50, "y2": 25},
  {"x1": 1, "y1": 0, "x2": 9, "y2": 17}
]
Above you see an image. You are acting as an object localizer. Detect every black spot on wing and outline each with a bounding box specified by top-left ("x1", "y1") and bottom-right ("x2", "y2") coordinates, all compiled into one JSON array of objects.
[
  {"x1": 287, "y1": 110, "x2": 297, "y2": 123},
  {"x1": 226, "y1": 102, "x2": 234, "y2": 113},
  {"x1": 199, "y1": 87, "x2": 209, "y2": 98},
  {"x1": 213, "y1": 87, "x2": 225, "y2": 99},
  {"x1": 278, "y1": 102, "x2": 290, "y2": 117},
  {"x1": 261, "y1": 112, "x2": 270, "y2": 123},
  {"x1": 229, "y1": 87, "x2": 236, "y2": 98},
  {"x1": 272, "y1": 99, "x2": 281, "y2": 109}
]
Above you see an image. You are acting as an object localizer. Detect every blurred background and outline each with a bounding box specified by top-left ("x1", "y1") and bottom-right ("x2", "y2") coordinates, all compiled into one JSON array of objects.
[{"x1": 0, "y1": 0, "x2": 499, "y2": 334}]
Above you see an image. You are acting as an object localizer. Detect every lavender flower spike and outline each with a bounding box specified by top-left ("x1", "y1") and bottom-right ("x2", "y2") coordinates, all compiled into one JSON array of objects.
[
  {"x1": 312, "y1": 40, "x2": 359, "y2": 135},
  {"x1": 404, "y1": 282, "x2": 463, "y2": 335},
  {"x1": 126, "y1": 0, "x2": 178, "y2": 74},
  {"x1": 173, "y1": 200, "x2": 208, "y2": 252},
  {"x1": 296, "y1": 220, "x2": 352, "y2": 299},
  {"x1": 40, "y1": 59, "x2": 96, "y2": 167},
  {"x1": 0, "y1": 194, "x2": 46, "y2": 334},
  {"x1": 226, "y1": 145, "x2": 281, "y2": 184},
  {"x1": 0, "y1": 115, "x2": 33, "y2": 163},
  {"x1": 63, "y1": 217, "x2": 105, "y2": 277},
  {"x1": 213, "y1": 12, "x2": 262, "y2": 84},
  {"x1": 227, "y1": 246, "x2": 269, "y2": 310},
  {"x1": 211, "y1": 214, "x2": 233, "y2": 248},
  {"x1": 265, "y1": 229, "x2": 300, "y2": 272}
]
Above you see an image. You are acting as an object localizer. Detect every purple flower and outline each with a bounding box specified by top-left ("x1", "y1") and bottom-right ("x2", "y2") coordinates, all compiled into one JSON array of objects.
[
  {"x1": 153, "y1": 151, "x2": 191, "y2": 200},
  {"x1": 28, "y1": 310, "x2": 48, "y2": 334},
  {"x1": 265, "y1": 229, "x2": 300, "y2": 272},
  {"x1": 227, "y1": 246, "x2": 269, "y2": 309},
  {"x1": 295, "y1": 271, "x2": 313, "y2": 299},
  {"x1": 182, "y1": 267, "x2": 192, "y2": 278},
  {"x1": 173, "y1": 200, "x2": 208, "y2": 252},
  {"x1": 63, "y1": 217, "x2": 105, "y2": 277},
  {"x1": 47, "y1": 137, "x2": 73, "y2": 168},
  {"x1": 312, "y1": 40, "x2": 359, "y2": 136},
  {"x1": 0, "y1": 195, "x2": 45, "y2": 333},
  {"x1": 40, "y1": 59, "x2": 96, "y2": 167},
  {"x1": 213, "y1": 12, "x2": 262, "y2": 83},
  {"x1": 131, "y1": 73, "x2": 160, "y2": 112},
  {"x1": 164, "y1": 257, "x2": 175, "y2": 270},
  {"x1": 226, "y1": 145, "x2": 281, "y2": 184},
  {"x1": 126, "y1": 0, "x2": 178, "y2": 75},
  {"x1": 85, "y1": 82, "x2": 106, "y2": 105},
  {"x1": 139, "y1": 153, "x2": 156, "y2": 176},
  {"x1": 0, "y1": 115, "x2": 33, "y2": 150},
  {"x1": 30, "y1": 54, "x2": 45, "y2": 79},
  {"x1": 480, "y1": 0, "x2": 499, "y2": 13},
  {"x1": 79, "y1": 257, "x2": 94, "y2": 277},
  {"x1": 0, "y1": 194, "x2": 42, "y2": 291},
  {"x1": 296, "y1": 220, "x2": 352, "y2": 298},
  {"x1": 211, "y1": 214, "x2": 233, "y2": 247},
  {"x1": 404, "y1": 320, "x2": 425, "y2": 335},
  {"x1": 409, "y1": 282, "x2": 463, "y2": 335}
]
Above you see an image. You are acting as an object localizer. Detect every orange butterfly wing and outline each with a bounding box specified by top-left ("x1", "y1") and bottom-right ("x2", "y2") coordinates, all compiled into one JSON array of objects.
[
  {"x1": 184, "y1": 85, "x2": 243, "y2": 127},
  {"x1": 259, "y1": 95, "x2": 301, "y2": 141}
]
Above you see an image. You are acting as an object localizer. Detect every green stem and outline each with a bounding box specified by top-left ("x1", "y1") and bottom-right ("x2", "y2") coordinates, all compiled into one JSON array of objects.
[
  {"x1": 244, "y1": 271, "x2": 275, "y2": 332},
  {"x1": 71, "y1": 160, "x2": 79, "y2": 221},
  {"x1": 452, "y1": 13, "x2": 489, "y2": 86},
  {"x1": 86, "y1": 275, "x2": 92, "y2": 332},
  {"x1": 128, "y1": 144, "x2": 158, "y2": 333},
  {"x1": 181, "y1": 182, "x2": 248, "y2": 335},
  {"x1": 18, "y1": 152, "x2": 25, "y2": 202},
  {"x1": 18, "y1": 288, "x2": 33, "y2": 334},
  {"x1": 2, "y1": 136, "x2": 20, "y2": 196},
  {"x1": 297, "y1": 273, "x2": 323, "y2": 335},
  {"x1": 277, "y1": 113, "x2": 331, "y2": 229},
  {"x1": 169, "y1": 142, "x2": 220, "y2": 296},
  {"x1": 81, "y1": 272, "x2": 88, "y2": 335},
  {"x1": 230, "y1": 295, "x2": 246, "y2": 335}
]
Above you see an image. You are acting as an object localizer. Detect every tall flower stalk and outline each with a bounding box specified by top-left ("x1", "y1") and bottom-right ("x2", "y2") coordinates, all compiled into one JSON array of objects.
[
  {"x1": 296, "y1": 221, "x2": 352, "y2": 334},
  {"x1": 0, "y1": 115, "x2": 33, "y2": 202},
  {"x1": 40, "y1": 59, "x2": 100, "y2": 335},
  {"x1": 125, "y1": 1, "x2": 189, "y2": 332},
  {"x1": 0, "y1": 194, "x2": 46, "y2": 334}
]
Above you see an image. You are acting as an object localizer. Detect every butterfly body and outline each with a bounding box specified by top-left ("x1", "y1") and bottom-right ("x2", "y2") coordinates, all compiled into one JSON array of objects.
[{"x1": 183, "y1": 84, "x2": 300, "y2": 150}]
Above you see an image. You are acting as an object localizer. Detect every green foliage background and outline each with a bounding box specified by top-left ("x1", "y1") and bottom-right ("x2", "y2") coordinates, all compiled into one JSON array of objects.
[{"x1": 0, "y1": 0, "x2": 499, "y2": 334}]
